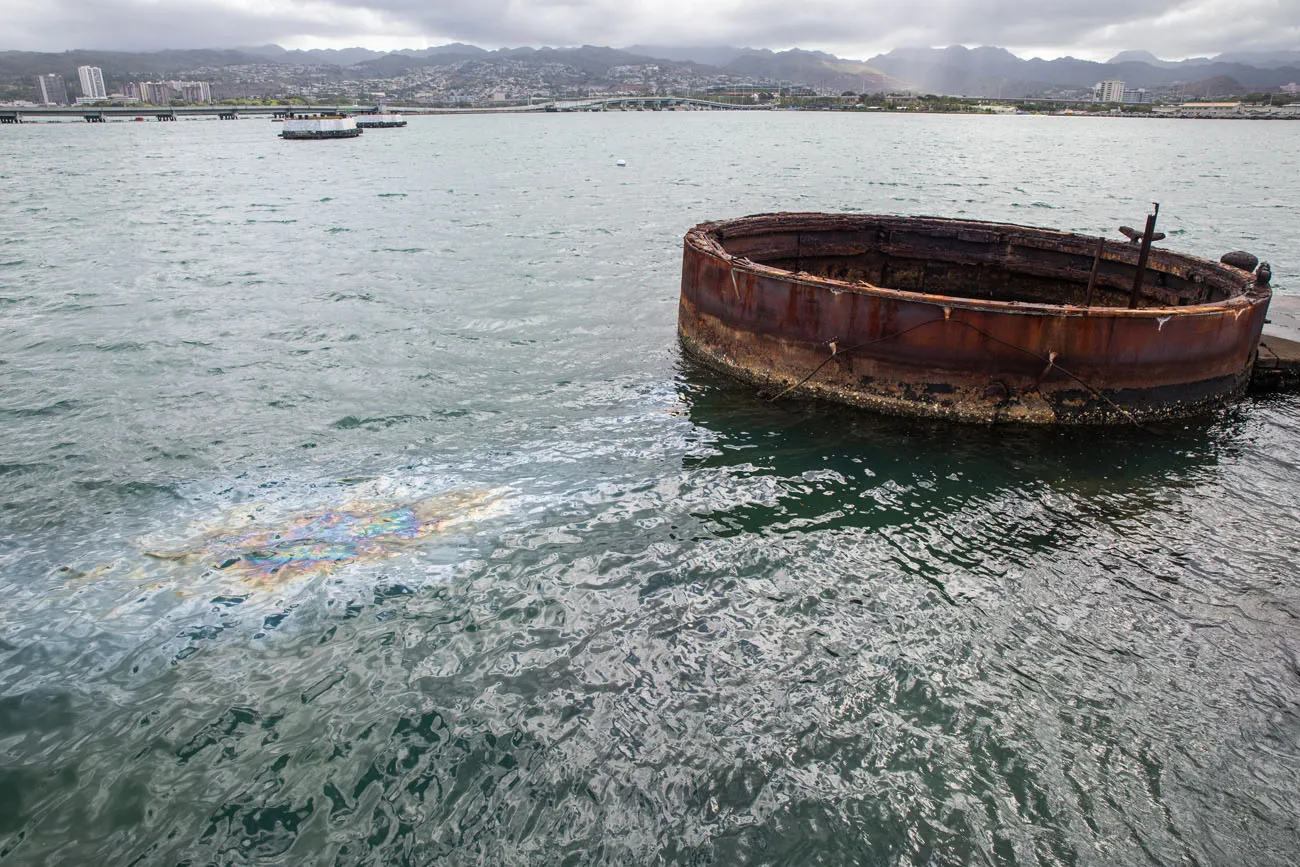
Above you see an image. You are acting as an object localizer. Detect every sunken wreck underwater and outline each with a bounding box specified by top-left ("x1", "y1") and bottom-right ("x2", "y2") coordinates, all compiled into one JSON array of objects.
[{"x1": 678, "y1": 211, "x2": 1288, "y2": 424}]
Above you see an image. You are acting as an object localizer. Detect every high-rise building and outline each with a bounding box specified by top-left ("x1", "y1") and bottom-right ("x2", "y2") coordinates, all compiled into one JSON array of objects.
[
  {"x1": 37, "y1": 73, "x2": 68, "y2": 105},
  {"x1": 130, "y1": 81, "x2": 175, "y2": 105},
  {"x1": 174, "y1": 81, "x2": 212, "y2": 103},
  {"x1": 78, "y1": 66, "x2": 107, "y2": 100},
  {"x1": 78, "y1": 65, "x2": 106, "y2": 99},
  {"x1": 1094, "y1": 80, "x2": 1126, "y2": 103}
]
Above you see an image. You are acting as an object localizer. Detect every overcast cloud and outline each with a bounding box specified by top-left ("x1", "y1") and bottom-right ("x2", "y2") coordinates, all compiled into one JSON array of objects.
[{"x1": 3, "y1": 0, "x2": 1298, "y2": 61}]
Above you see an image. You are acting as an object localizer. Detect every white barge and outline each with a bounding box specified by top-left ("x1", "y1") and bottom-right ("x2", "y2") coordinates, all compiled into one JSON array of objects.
[
  {"x1": 279, "y1": 113, "x2": 362, "y2": 140},
  {"x1": 354, "y1": 113, "x2": 407, "y2": 129}
]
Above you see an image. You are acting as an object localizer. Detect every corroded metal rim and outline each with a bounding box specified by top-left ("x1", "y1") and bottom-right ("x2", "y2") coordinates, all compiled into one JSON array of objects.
[
  {"x1": 687, "y1": 213, "x2": 1265, "y2": 315},
  {"x1": 678, "y1": 213, "x2": 1272, "y2": 424}
]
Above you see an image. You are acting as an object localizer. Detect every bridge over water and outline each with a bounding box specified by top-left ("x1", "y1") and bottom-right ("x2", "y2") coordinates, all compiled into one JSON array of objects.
[
  {"x1": 537, "y1": 96, "x2": 770, "y2": 112},
  {"x1": 0, "y1": 105, "x2": 371, "y2": 124},
  {"x1": 0, "y1": 97, "x2": 769, "y2": 124}
]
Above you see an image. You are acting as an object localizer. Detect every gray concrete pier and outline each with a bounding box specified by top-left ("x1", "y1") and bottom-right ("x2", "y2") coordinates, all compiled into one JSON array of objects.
[{"x1": 1253, "y1": 295, "x2": 1300, "y2": 393}]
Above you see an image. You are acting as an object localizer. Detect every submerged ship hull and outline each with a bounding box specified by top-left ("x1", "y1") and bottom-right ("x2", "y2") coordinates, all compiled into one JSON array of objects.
[{"x1": 679, "y1": 213, "x2": 1271, "y2": 424}]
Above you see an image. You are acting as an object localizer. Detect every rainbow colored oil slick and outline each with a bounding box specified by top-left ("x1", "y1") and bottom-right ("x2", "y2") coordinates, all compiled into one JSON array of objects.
[{"x1": 145, "y1": 490, "x2": 499, "y2": 587}]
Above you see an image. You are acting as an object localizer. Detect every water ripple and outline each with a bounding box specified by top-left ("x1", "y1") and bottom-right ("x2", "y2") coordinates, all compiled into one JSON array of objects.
[{"x1": 0, "y1": 114, "x2": 1297, "y2": 865}]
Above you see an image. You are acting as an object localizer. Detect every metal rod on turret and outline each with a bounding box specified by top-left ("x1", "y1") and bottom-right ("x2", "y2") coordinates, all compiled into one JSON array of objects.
[
  {"x1": 1128, "y1": 203, "x2": 1160, "y2": 309},
  {"x1": 1084, "y1": 237, "x2": 1105, "y2": 307}
]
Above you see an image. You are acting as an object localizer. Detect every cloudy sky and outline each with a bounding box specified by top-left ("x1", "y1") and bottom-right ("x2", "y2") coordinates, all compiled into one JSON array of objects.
[{"x1": 3, "y1": 0, "x2": 1297, "y2": 61}]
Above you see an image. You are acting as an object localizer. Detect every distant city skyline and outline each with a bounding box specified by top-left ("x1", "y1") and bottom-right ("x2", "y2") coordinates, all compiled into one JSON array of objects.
[{"x1": 1, "y1": 0, "x2": 1297, "y2": 64}]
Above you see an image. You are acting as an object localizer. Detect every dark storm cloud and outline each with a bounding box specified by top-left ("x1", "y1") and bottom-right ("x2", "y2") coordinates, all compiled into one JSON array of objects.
[
  {"x1": 4, "y1": 0, "x2": 375, "y2": 52},
  {"x1": 2, "y1": 0, "x2": 1297, "y2": 59}
]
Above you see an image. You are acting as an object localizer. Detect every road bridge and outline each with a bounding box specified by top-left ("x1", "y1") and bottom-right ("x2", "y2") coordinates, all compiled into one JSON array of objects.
[
  {"x1": 542, "y1": 96, "x2": 770, "y2": 111},
  {"x1": 0, "y1": 104, "x2": 368, "y2": 123},
  {"x1": 0, "y1": 97, "x2": 769, "y2": 123}
]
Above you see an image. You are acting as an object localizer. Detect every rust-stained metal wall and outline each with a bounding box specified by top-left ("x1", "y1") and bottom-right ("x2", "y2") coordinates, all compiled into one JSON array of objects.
[{"x1": 678, "y1": 213, "x2": 1271, "y2": 424}]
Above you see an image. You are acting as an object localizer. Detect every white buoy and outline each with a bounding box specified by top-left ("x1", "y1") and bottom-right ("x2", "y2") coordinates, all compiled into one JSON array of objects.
[{"x1": 616, "y1": 159, "x2": 627, "y2": 167}]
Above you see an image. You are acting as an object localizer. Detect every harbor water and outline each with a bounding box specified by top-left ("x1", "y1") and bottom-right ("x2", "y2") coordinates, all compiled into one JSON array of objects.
[{"x1": 1, "y1": 112, "x2": 1299, "y2": 865}]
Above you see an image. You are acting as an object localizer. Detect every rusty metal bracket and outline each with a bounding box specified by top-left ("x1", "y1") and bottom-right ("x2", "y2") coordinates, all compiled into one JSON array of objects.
[
  {"x1": 1128, "y1": 203, "x2": 1160, "y2": 309},
  {"x1": 1084, "y1": 237, "x2": 1105, "y2": 307}
]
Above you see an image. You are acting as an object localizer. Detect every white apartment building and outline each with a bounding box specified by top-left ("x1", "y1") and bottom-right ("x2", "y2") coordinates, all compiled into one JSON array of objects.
[
  {"x1": 78, "y1": 66, "x2": 107, "y2": 100},
  {"x1": 1094, "y1": 80, "x2": 1125, "y2": 103}
]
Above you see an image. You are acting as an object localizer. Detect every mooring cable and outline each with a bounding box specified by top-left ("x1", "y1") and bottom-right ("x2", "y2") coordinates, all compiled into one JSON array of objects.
[
  {"x1": 947, "y1": 318, "x2": 1146, "y2": 428},
  {"x1": 763, "y1": 319, "x2": 947, "y2": 402},
  {"x1": 765, "y1": 314, "x2": 1146, "y2": 428}
]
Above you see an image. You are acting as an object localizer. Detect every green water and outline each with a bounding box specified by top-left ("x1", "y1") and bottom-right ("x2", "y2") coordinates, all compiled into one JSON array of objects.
[{"x1": 0, "y1": 112, "x2": 1298, "y2": 865}]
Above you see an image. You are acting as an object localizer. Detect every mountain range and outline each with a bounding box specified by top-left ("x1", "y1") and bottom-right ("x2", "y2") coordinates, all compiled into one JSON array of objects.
[
  {"x1": 230, "y1": 43, "x2": 1300, "y2": 96},
  {"x1": 864, "y1": 45, "x2": 1300, "y2": 97},
  {"x1": 2, "y1": 43, "x2": 1297, "y2": 99}
]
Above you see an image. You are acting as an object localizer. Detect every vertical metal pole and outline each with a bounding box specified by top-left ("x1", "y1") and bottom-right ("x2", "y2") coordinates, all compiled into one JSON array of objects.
[
  {"x1": 1128, "y1": 203, "x2": 1160, "y2": 309},
  {"x1": 1084, "y1": 236, "x2": 1105, "y2": 307}
]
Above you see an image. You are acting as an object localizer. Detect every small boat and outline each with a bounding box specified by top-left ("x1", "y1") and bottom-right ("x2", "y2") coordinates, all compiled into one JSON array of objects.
[
  {"x1": 679, "y1": 213, "x2": 1272, "y2": 424},
  {"x1": 279, "y1": 113, "x2": 362, "y2": 140},
  {"x1": 354, "y1": 113, "x2": 407, "y2": 128}
]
